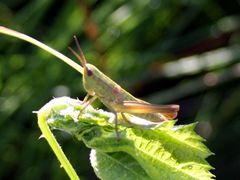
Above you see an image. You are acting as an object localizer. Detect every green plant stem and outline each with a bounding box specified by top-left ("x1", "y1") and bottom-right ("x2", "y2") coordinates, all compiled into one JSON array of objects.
[
  {"x1": 0, "y1": 26, "x2": 81, "y2": 179},
  {"x1": 0, "y1": 26, "x2": 83, "y2": 74},
  {"x1": 37, "y1": 110, "x2": 80, "y2": 180}
]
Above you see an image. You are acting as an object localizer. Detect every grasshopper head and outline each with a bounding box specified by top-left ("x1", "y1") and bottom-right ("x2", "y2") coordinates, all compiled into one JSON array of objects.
[
  {"x1": 70, "y1": 38, "x2": 117, "y2": 99},
  {"x1": 82, "y1": 63, "x2": 104, "y2": 96},
  {"x1": 69, "y1": 36, "x2": 98, "y2": 96}
]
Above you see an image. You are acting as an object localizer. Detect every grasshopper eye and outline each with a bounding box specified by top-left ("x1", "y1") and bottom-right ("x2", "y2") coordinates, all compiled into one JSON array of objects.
[{"x1": 86, "y1": 68, "x2": 93, "y2": 76}]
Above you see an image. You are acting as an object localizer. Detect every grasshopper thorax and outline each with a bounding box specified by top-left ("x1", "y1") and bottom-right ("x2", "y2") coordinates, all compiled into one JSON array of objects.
[{"x1": 82, "y1": 63, "x2": 118, "y2": 100}]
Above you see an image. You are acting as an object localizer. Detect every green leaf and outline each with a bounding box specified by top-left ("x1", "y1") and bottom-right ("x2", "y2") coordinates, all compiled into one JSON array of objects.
[
  {"x1": 45, "y1": 97, "x2": 215, "y2": 180},
  {"x1": 90, "y1": 150, "x2": 149, "y2": 180}
]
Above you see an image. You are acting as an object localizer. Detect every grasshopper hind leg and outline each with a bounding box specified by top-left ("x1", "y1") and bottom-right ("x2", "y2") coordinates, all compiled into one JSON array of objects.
[{"x1": 121, "y1": 113, "x2": 132, "y2": 124}]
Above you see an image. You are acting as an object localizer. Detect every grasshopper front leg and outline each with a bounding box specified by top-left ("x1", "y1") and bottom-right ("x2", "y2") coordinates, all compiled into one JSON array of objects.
[
  {"x1": 78, "y1": 93, "x2": 97, "y2": 118},
  {"x1": 102, "y1": 103, "x2": 121, "y2": 140},
  {"x1": 82, "y1": 93, "x2": 91, "y2": 104},
  {"x1": 108, "y1": 108, "x2": 120, "y2": 140}
]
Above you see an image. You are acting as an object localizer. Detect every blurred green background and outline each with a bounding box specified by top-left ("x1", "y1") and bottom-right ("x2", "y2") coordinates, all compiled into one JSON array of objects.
[{"x1": 0, "y1": 0, "x2": 240, "y2": 179}]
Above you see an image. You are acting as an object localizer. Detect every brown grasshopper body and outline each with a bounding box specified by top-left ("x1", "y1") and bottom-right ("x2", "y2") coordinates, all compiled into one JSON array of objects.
[
  {"x1": 69, "y1": 37, "x2": 179, "y2": 136},
  {"x1": 83, "y1": 63, "x2": 179, "y2": 122}
]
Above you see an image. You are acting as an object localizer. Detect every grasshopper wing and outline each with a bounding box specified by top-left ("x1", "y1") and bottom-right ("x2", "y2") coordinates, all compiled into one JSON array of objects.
[{"x1": 115, "y1": 101, "x2": 179, "y2": 120}]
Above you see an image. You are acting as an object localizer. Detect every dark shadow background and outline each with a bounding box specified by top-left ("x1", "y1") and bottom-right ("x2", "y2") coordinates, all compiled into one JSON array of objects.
[{"x1": 0, "y1": 0, "x2": 240, "y2": 179}]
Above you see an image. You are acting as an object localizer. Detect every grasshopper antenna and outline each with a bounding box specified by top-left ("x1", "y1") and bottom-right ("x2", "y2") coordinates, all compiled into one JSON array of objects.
[
  {"x1": 73, "y1": 35, "x2": 87, "y2": 67},
  {"x1": 68, "y1": 36, "x2": 87, "y2": 68}
]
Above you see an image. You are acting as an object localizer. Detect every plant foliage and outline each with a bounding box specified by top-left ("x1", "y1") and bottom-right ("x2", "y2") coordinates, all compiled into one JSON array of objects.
[{"x1": 41, "y1": 97, "x2": 214, "y2": 180}]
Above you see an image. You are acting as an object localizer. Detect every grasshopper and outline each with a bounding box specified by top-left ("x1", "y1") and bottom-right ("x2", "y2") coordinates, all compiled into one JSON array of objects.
[{"x1": 69, "y1": 37, "x2": 179, "y2": 138}]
